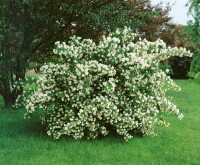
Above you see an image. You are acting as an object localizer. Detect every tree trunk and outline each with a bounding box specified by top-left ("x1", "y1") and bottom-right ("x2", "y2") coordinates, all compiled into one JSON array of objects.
[
  {"x1": 1, "y1": 58, "x2": 27, "y2": 108},
  {"x1": 0, "y1": 31, "x2": 33, "y2": 108},
  {"x1": 10, "y1": 31, "x2": 33, "y2": 105},
  {"x1": 3, "y1": 93, "x2": 15, "y2": 108},
  {"x1": 1, "y1": 76, "x2": 15, "y2": 108},
  {"x1": 1, "y1": 60, "x2": 26, "y2": 108}
]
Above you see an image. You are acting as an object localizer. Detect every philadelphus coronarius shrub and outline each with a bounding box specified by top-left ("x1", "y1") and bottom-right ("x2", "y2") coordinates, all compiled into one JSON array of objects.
[{"x1": 21, "y1": 27, "x2": 192, "y2": 141}]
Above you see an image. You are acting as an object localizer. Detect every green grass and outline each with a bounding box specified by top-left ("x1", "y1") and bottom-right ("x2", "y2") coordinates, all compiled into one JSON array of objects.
[{"x1": 0, "y1": 80, "x2": 200, "y2": 165}]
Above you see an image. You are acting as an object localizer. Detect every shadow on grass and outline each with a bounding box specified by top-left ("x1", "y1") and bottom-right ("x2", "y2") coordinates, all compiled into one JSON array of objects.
[
  {"x1": 59, "y1": 125, "x2": 144, "y2": 144},
  {"x1": 0, "y1": 108, "x2": 145, "y2": 143},
  {"x1": 3, "y1": 120, "x2": 46, "y2": 138},
  {"x1": 0, "y1": 110, "x2": 48, "y2": 140}
]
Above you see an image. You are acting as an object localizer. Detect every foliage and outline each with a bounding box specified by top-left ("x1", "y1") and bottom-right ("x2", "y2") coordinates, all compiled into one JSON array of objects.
[
  {"x1": 18, "y1": 28, "x2": 192, "y2": 141},
  {"x1": 29, "y1": 0, "x2": 174, "y2": 66},
  {"x1": 186, "y1": 0, "x2": 200, "y2": 80},
  {"x1": 159, "y1": 64, "x2": 173, "y2": 76},
  {"x1": 160, "y1": 24, "x2": 194, "y2": 79},
  {"x1": 27, "y1": 62, "x2": 42, "y2": 73},
  {"x1": 138, "y1": 1, "x2": 171, "y2": 42},
  {"x1": 187, "y1": 0, "x2": 200, "y2": 47},
  {"x1": 169, "y1": 56, "x2": 192, "y2": 79},
  {"x1": 0, "y1": 0, "x2": 158, "y2": 107},
  {"x1": 189, "y1": 50, "x2": 200, "y2": 81},
  {"x1": 189, "y1": 72, "x2": 200, "y2": 81}
]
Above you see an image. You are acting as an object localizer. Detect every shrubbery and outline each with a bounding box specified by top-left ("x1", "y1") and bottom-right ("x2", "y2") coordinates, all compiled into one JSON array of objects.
[
  {"x1": 18, "y1": 28, "x2": 192, "y2": 141},
  {"x1": 189, "y1": 50, "x2": 200, "y2": 81},
  {"x1": 159, "y1": 64, "x2": 174, "y2": 76}
]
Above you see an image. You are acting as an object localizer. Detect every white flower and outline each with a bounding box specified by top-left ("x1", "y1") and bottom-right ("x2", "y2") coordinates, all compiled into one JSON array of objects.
[
  {"x1": 22, "y1": 27, "x2": 192, "y2": 141},
  {"x1": 55, "y1": 41, "x2": 60, "y2": 45}
]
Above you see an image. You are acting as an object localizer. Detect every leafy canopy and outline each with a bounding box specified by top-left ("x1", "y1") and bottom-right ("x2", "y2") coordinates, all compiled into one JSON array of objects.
[{"x1": 0, "y1": 0, "x2": 159, "y2": 107}]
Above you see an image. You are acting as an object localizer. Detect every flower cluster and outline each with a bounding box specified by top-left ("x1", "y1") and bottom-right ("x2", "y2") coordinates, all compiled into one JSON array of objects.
[{"x1": 21, "y1": 27, "x2": 192, "y2": 141}]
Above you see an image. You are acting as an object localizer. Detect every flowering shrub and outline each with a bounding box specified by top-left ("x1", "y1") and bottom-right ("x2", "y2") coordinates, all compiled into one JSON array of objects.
[{"x1": 20, "y1": 27, "x2": 192, "y2": 141}]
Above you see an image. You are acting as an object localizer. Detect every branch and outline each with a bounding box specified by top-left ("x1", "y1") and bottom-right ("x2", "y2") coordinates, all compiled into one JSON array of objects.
[
  {"x1": 0, "y1": 77, "x2": 8, "y2": 96},
  {"x1": 30, "y1": 0, "x2": 115, "y2": 55},
  {"x1": 31, "y1": 25, "x2": 67, "y2": 54},
  {"x1": 0, "y1": 84, "x2": 3, "y2": 96},
  {"x1": 28, "y1": 15, "x2": 63, "y2": 35},
  {"x1": 91, "y1": 0, "x2": 114, "y2": 9},
  {"x1": 10, "y1": 0, "x2": 24, "y2": 27},
  {"x1": 33, "y1": 0, "x2": 53, "y2": 16}
]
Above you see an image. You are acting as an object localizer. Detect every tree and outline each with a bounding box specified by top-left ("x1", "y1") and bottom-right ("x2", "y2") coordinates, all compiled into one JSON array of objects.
[
  {"x1": 138, "y1": 1, "x2": 193, "y2": 79},
  {"x1": 160, "y1": 24, "x2": 194, "y2": 79},
  {"x1": 137, "y1": 2, "x2": 171, "y2": 41},
  {"x1": 187, "y1": 0, "x2": 200, "y2": 47},
  {"x1": 186, "y1": 0, "x2": 200, "y2": 79},
  {"x1": 0, "y1": 0, "x2": 175, "y2": 107},
  {"x1": 30, "y1": 0, "x2": 174, "y2": 73},
  {"x1": 0, "y1": 0, "x2": 157, "y2": 107}
]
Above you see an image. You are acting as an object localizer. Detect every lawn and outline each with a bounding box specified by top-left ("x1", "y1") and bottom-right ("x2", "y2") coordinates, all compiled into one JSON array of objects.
[{"x1": 0, "y1": 80, "x2": 199, "y2": 165}]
